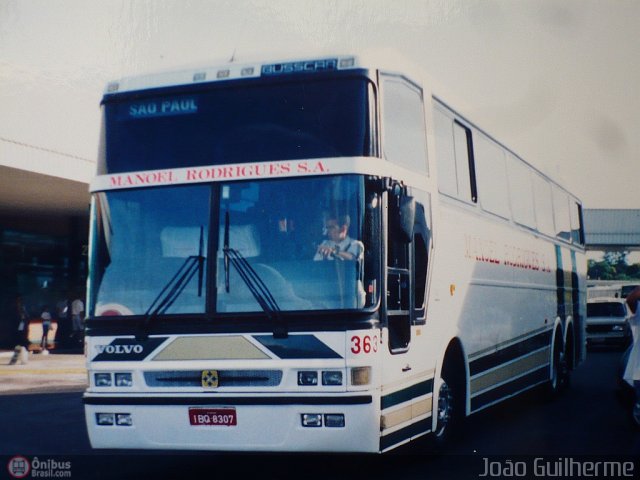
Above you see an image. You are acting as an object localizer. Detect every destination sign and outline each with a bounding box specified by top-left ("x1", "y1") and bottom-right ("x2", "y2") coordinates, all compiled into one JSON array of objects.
[{"x1": 127, "y1": 98, "x2": 198, "y2": 119}]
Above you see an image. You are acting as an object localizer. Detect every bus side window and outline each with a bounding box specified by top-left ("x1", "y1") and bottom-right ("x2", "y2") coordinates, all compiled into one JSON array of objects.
[
  {"x1": 532, "y1": 173, "x2": 555, "y2": 237},
  {"x1": 433, "y1": 107, "x2": 458, "y2": 196},
  {"x1": 570, "y1": 200, "x2": 585, "y2": 245},
  {"x1": 475, "y1": 134, "x2": 509, "y2": 219},
  {"x1": 552, "y1": 187, "x2": 572, "y2": 242},
  {"x1": 381, "y1": 75, "x2": 429, "y2": 175},
  {"x1": 453, "y1": 121, "x2": 477, "y2": 203},
  {"x1": 433, "y1": 104, "x2": 477, "y2": 204}
]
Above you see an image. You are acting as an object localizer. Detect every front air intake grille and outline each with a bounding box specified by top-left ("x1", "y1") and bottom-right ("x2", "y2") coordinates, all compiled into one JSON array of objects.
[{"x1": 144, "y1": 370, "x2": 283, "y2": 387}]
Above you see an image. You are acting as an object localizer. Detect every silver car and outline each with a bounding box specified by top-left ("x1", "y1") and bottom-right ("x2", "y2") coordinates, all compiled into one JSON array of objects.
[{"x1": 586, "y1": 298, "x2": 631, "y2": 347}]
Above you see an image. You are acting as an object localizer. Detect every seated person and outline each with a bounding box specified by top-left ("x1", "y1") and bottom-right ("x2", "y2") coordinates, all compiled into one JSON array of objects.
[{"x1": 314, "y1": 214, "x2": 364, "y2": 261}]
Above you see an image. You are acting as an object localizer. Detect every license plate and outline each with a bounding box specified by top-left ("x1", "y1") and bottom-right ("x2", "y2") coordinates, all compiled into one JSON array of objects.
[{"x1": 189, "y1": 408, "x2": 237, "y2": 426}]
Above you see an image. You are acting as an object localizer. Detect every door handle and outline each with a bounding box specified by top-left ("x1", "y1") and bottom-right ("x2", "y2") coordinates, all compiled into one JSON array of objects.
[{"x1": 402, "y1": 365, "x2": 412, "y2": 372}]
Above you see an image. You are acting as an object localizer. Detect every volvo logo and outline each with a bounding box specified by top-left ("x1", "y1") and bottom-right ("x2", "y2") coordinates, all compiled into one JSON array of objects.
[
  {"x1": 92, "y1": 337, "x2": 168, "y2": 362},
  {"x1": 95, "y1": 344, "x2": 144, "y2": 355}
]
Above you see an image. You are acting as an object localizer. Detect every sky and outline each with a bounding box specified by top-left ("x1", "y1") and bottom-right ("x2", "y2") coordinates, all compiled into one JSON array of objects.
[{"x1": 1, "y1": 0, "x2": 639, "y2": 210}]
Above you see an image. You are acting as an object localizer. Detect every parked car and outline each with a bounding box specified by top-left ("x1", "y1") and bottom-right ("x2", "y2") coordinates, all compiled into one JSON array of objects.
[{"x1": 586, "y1": 298, "x2": 631, "y2": 347}]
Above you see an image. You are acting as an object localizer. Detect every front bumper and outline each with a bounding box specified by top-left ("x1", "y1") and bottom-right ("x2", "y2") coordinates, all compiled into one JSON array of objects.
[{"x1": 84, "y1": 393, "x2": 380, "y2": 452}]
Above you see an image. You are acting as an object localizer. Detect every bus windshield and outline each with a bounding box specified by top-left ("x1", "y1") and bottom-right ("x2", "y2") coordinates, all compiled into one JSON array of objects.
[
  {"x1": 89, "y1": 175, "x2": 378, "y2": 318},
  {"x1": 101, "y1": 76, "x2": 373, "y2": 174}
]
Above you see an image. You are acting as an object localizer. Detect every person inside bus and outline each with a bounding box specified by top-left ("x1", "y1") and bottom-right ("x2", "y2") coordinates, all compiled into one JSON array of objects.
[{"x1": 314, "y1": 214, "x2": 364, "y2": 261}]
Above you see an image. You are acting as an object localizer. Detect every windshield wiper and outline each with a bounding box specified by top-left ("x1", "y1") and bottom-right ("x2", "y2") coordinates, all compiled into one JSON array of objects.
[
  {"x1": 223, "y1": 211, "x2": 287, "y2": 338},
  {"x1": 137, "y1": 226, "x2": 206, "y2": 341}
]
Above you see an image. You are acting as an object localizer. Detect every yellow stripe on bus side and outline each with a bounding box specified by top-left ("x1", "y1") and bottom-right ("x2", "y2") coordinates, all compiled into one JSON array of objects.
[
  {"x1": 470, "y1": 348, "x2": 550, "y2": 395},
  {"x1": 381, "y1": 397, "x2": 433, "y2": 431}
]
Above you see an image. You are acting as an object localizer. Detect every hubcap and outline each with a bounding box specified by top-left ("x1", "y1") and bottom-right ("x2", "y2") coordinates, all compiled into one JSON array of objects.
[{"x1": 435, "y1": 380, "x2": 453, "y2": 438}]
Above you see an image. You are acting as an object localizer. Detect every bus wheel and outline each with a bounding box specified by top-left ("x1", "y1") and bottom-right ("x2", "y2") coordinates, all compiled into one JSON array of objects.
[
  {"x1": 547, "y1": 333, "x2": 569, "y2": 397},
  {"x1": 430, "y1": 361, "x2": 462, "y2": 449},
  {"x1": 434, "y1": 379, "x2": 453, "y2": 439}
]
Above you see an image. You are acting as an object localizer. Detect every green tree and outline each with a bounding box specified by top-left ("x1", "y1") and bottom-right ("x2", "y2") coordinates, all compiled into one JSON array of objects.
[
  {"x1": 588, "y1": 259, "x2": 617, "y2": 280},
  {"x1": 626, "y1": 262, "x2": 640, "y2": 279},
  {"x1": 588, "y1": 250, "x2": 640, "y2": 280}
]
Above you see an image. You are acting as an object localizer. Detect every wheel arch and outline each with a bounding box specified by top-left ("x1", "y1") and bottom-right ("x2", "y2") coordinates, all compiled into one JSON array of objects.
[{"x1": 436, "y1": 337, "x2": 468, "y2": 416}]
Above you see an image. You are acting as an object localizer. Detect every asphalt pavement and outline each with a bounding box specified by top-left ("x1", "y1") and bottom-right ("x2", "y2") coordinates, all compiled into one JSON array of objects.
[{"x1": 0, "y1": 349, "x2": 87, "y2": 395}]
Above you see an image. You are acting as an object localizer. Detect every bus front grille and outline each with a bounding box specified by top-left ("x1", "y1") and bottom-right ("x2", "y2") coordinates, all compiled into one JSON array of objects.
[{"x1": 144, "y1": 370, "x2": 283, "y2": 387}]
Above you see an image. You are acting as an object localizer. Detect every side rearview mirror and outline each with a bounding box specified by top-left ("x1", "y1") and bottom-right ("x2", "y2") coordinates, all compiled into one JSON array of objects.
[
  {"x1": 399, "y1": 196, "x2": 416, "y2": 243},
  {"x1": 390, "y1": 194, "x2": 415, "y2": 244}
]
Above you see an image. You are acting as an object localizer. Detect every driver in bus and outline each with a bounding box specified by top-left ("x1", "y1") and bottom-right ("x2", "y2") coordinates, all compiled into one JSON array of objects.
[{"x1": 314, "y1": 214, "x2": 364, "y2": 261}]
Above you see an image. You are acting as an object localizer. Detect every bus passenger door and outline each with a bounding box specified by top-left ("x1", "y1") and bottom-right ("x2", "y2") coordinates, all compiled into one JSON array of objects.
[
  {"x1": 380, "y1": 190, "x2": 433, "y2": 447},
  {"x1": 386, "y1": 191, "x2": 412, "y2": 356},
  {"x1": 382, "y1": 192, "x2": 428, "y2": 378},
  {"x1": 383, "y1": 190, "x2": 431, "y2": 357}
]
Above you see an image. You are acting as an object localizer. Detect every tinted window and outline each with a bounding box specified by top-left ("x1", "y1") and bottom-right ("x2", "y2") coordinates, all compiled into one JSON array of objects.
[
  {"x1": 570, "y1": 200, "x2": 584, "y2": 245},
  {"x1": 433, "y1": 106, "x2": 476, "y2": 203},
  {"x1": 89, "y1": 176, "x2": 379, "y2": 317},
  {"x1": 587, "y1": 302, "x2": 626, "y2": 317},
  {"x1": 89, "y1": 186, "x2": 211, "y2": 316},
  {"x1": 552, "y1": 187, "x2": 571, "y2": 241},
  {"x1": 217, "y1": 176, "x2": 370, "y2": 312},
  {"x1": 453, "y1": 123, "x2": 475, "y2": 202},
  {"x1": 475, "y1": 134, "x2": 509, "y2": 218},
  {"x1": 507, "y1": 154, "x2": 536, "y2": 228},
  {"x1": 103, "y1": 77, "x2": 373, "y2": 173},
  {"x1": 433, "y1": 107, "x2": 458, "y2": 196},
  {"x1": 382, "y1": 78, "x2": 428, "y2": 174},
  {"x1": 532, "y1": 174, "x2": 555, "y2": 236}
]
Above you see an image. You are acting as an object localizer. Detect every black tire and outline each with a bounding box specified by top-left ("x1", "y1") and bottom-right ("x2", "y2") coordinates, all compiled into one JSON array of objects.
[
  {"x1": 546, "y1": 331, "x2": 569, "y2": 398},
  {"x1": 430, "y1": 360, "x2": 464, "y2": 449},
  {"x1": 633, "y1": 399, "x2": 640, "y2": 429}
]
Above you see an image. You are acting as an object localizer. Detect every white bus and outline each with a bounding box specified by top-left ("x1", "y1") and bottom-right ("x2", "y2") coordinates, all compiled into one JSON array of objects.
[{"x1": 84, "y1": 55, "x2": 586, "y2": 453}]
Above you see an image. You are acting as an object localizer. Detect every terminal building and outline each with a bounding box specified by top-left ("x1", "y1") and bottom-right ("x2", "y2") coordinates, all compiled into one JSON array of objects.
[{"x1": 0, "y1": 138, "x2": 94, "y2": 348}]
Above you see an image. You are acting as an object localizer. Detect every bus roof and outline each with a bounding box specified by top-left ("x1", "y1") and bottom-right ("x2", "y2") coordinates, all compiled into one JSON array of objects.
[{"x1": 104, "y1": 55, "x2": 364, "y2": 95}]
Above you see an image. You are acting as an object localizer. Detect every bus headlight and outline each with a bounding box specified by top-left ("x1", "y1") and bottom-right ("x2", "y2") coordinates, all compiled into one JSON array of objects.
[
  {"x1": 115, "y1": 373, "x2": 133, "y2": 387},
  {"x1": 298, "y1": 371, "x2": 318, "y2": 386},
  {"x1": 322, "y1": 371, "x2": 343, "y2": 386},
  {"x1": 95, "y1": 373, "x2": 112, "y2": 387}
]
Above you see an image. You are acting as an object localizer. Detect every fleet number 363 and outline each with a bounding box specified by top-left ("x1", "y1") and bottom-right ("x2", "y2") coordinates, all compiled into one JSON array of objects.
[{"x1": 350, "y1": 335, "x2": 379, "y2": 354}]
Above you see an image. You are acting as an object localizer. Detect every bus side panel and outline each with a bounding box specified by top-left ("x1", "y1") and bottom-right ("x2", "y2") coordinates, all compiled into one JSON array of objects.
[{"x1": 428, "y1": 202, "x2": 565, "y2": 414}]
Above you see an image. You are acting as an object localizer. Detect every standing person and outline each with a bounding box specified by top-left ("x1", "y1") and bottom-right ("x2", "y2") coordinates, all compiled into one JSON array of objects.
[
  {"x1": 71, "y1": 295, "x2": 85, "y2": 344},
  {"x1": 56, "y1": 295, "x2": 72, "y2": 348},
  {"x1": 10, "y1": 295, "x2": 30, "y2": 365},
  {"x1": 40, "y1": 306, "x2": 52, "y2": 354},
  {"x1": 623, "y1": 286, "x2": 640, "y2": 426}
]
